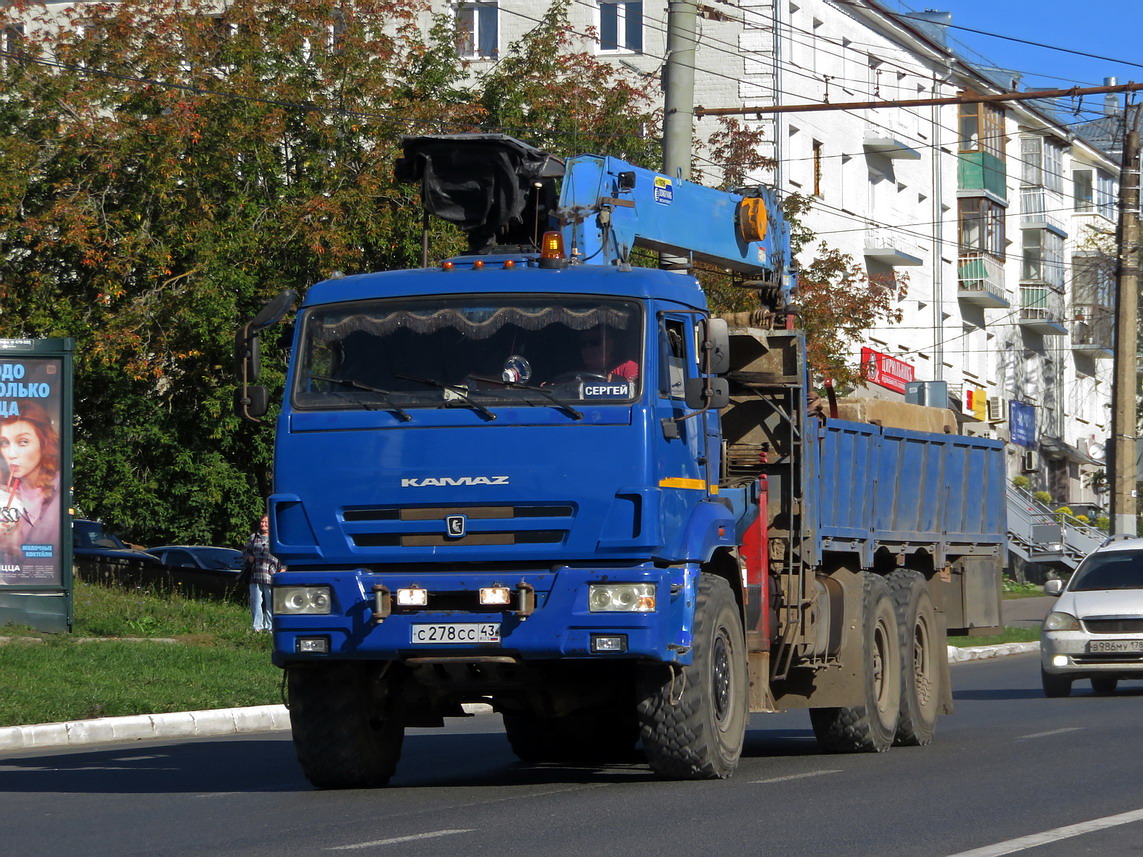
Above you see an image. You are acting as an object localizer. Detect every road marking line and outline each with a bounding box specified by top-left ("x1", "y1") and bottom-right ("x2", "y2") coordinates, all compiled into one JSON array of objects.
[
  {"x1": 751, "y1": 769, "x2": 842, "y2": 784},
  {"x1": 944, "y1": 808, "x2": 1143, "y2": 857},
  {"x1": 1017, "y1": 727, "x2": 1083, "y2": 740},
  {"x1": 326, "y1": 829, "x2": 474, "y2": 851}
]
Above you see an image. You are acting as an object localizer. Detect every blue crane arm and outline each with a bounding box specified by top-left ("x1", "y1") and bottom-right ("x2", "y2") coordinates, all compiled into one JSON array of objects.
[{"x1": 557, "y1": 155, "x2": 796, "y2": 306}]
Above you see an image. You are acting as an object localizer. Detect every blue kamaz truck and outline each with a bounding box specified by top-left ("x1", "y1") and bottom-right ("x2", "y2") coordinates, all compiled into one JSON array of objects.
[{"x1": 237, "y1": 135, "x2": 1006, "y2": 787}]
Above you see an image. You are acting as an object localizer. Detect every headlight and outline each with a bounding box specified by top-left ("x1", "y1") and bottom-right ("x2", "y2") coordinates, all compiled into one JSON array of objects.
[
  {"x1": 588, "y1": 583, "x2": 655, "y2": 612},
  {"x1": 274, "y1": 585, "x2": 332, "y2": 615},
  {"x1": 1043, "y1": 611, "x2": 1080, "y2": 632}
]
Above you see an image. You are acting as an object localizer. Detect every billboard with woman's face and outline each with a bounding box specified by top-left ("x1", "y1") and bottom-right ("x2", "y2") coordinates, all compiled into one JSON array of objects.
[{"x1": 0, "y1": 356, "x2": 66, "y2": 587}]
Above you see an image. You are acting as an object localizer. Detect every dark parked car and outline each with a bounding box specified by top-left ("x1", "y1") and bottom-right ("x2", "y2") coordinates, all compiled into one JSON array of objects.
[
  {"x1": 149, "y1": 545, "x2": 245, "y2": 600},
  {"x1": 72, "y1": 519, "x2": 168, "y2": 588}
]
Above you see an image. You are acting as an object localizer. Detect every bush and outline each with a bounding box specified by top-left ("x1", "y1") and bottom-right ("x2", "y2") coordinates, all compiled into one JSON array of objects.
[
  {"x1": 1096, "y1": 516, "x2": 1110, "y2": 532},
  {"x1": 1032, "y1": 490, "x2": 1052, "y2": 505},
  {"x1": 1055, "y1": 506, "x2": 1073, "y2": 521},
  {"x1": 1012, "y1": 475, "x2": 1030, "y2": 490}
]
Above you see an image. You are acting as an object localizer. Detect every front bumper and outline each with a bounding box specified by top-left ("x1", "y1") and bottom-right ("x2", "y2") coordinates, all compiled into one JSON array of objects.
[
  {"x1": 271, "y1": 563, "x2": 698, "y2": 667},
  {"x1": 1040, "y1": 630, "x2": 1143, "y2": 677}
]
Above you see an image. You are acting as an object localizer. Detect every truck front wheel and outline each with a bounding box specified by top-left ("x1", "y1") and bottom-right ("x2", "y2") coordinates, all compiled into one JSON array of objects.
[
  {"x1": 636, "y1": 573, "x2": 748, "y2": 779},
  {"x1": 810, "y1": 572, "x2": 901, "y2": 753},
  {"x1": 287, "y1": 663, "x2": 405, "y2": 789}
]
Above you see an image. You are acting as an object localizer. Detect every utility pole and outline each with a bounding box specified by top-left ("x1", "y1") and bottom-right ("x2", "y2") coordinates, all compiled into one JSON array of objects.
[
  {"x1": 1110, "y1": 124, "x2": 1140, "y2": 535},
  {"x1": 662, "y1": 0, "x2": 697, "y2": 180},
  {"x1": 661, "y1": 0, "x2": 698, "y2": 272}
]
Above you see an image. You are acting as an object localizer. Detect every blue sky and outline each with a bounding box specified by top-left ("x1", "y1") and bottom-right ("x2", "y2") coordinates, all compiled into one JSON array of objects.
[{"x1": 887, "y1": 0, "x2": 1141, "y2": 102}]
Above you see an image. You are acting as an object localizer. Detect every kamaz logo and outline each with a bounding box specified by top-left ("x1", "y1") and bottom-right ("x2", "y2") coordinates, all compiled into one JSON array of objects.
[{"x1": 401, "y1": 476, "x2": 510, "y2": 487}]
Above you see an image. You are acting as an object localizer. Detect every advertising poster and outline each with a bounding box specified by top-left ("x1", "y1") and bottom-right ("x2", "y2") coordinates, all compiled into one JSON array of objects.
[
  {"x1": 0, "y1": 356, "x2": 65, "y2": 587},
  {"x1": 860, "y1": 347, "x2": 915, "y2": 394}
]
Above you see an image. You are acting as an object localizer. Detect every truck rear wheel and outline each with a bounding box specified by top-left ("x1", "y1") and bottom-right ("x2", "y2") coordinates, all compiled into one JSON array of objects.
[
  {"x1": 810, "y1": 572, "x2": 901, "y2": 753},
  {"x1": 503, "y1": 705, "x2": 639, "y2": 764},
  {"x1": 636, "y1": 573, "x2": 747, "y2": 779},
  {"x1": 888, "y1": 570, "x2": 940, "y2": 746},
  {"x1": 287, "y1": 664, "x2": 405, "y2": 789}
]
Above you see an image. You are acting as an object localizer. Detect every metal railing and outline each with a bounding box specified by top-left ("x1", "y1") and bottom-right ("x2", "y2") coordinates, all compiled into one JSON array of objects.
[{"x1": 1007, "y1": 484, "x2": 1104, "y2": 572}]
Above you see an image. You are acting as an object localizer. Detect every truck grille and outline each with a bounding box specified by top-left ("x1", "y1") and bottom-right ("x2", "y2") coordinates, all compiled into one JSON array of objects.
[{"x1": 344, "y1": 504, "x2": 573, "y2": 548}]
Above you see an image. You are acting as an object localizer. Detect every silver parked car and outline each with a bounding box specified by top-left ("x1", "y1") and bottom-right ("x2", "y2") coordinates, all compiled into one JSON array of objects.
[{"x1": 1041, "y1": 536, "x2": 1143, "y2": 697}]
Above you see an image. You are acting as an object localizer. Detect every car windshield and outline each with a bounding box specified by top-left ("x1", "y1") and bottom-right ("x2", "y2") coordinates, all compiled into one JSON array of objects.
[
  {"x1": 293, "y1": 295, "x2": 643, "y2": 411},
  {"x1": 1069, "y1": 552, "x2": 1143, "y2": 591},
  {"x1": 73, "y1": 521, "x2": 128, "y2": 550}
]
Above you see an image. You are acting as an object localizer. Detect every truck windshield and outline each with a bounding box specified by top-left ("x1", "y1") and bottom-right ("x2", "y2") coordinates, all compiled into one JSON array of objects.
[{"x1": 293, "y1": 295, "x2": 643, "y2": 412}]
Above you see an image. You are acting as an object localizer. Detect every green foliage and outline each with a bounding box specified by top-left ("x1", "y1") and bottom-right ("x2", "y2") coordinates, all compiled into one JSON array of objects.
[
  {"x1": 1096, "y1": 515, "x2": 1110, "y2": 532},
  {"x1": 1032, "y1": 490, "x2": 1053, "y2": 505},
  {"x1": 1011, "y1": 475, "x2": 1030, "y2": 490}
]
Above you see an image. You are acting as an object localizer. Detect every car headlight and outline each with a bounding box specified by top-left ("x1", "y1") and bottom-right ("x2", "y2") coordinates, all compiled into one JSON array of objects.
[
  {"x1": 1043, "y1": 611, "x2": 1080, "y2": 632},
  {"x1": 588, "y1": 583, "x2": 655, "y2": 612},
  {"x1": 274, "y1": 585, "x2": 332, "y2": 615}
]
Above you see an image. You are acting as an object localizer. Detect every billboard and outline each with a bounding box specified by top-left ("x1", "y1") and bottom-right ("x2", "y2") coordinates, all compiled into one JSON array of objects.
[{"x1": 0, "y1": 351, "x2": 68, "y2": 586}]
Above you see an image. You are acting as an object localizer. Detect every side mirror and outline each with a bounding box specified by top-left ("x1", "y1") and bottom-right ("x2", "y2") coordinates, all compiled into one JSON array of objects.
[
  {"x1": 685, "y1": 376, "x2": 729, "y2": 411},
  {"x1": 1044, "y1": 578, "x2": 1064, "y2": 596},
  {"x1": 235, "y1": 290, "x2": 296, "y2": 423},
  {"x1": 235, "y1": 385, "x2": 269, "y2": 420},
  {"x1": 700, "y1": 317, "x2": 730, "y2": 375}
]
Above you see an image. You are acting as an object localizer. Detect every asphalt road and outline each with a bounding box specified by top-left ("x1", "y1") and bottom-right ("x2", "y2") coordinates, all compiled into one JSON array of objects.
[{"x1": 4, "y1": 652, "x2": 1143, "y2": 857}]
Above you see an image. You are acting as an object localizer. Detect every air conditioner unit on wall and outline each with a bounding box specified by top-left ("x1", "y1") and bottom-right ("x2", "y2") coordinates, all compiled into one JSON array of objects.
[
  {"x1": 986, "y1": 396, "x2": 1006, "y2": 423},
  {"x1": 1022, "y1": 449, "x2": 1038, "y2": 472}
]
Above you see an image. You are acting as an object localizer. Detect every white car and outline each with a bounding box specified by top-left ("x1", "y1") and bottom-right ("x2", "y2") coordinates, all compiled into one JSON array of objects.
[{"x1": 1041, "y1": 536, "x2": 1143, "y2": 697}]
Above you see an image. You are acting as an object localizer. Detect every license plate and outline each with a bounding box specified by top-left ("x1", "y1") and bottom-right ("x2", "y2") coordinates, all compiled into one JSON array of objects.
[
  {"x1": 1088, "y1": 640, "x2": 1143, "y2": 653},
  {"x1": 410, "y1": 623, "x2": 501, "y2": 645}
]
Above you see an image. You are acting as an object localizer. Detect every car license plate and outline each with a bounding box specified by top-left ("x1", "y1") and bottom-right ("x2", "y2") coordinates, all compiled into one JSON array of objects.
[
  {"x1": 410, "y1": 623, "x2": 501, "y2": 644},
  {"x1": 1088, "y1": 640, "x2": 1143, "y2": 653}
]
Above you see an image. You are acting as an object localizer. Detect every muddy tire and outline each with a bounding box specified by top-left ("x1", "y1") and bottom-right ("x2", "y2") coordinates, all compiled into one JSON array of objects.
[
  {"x1": 811, "y1": 572, "x2": 901, "y2": 753},
  {"x1": 287, "y1": 663, "x2": 405, "y2": 789},
  {"x1": 637, "y1": 573, "x2": 747, "y2": 779},
  {"x1": 887, "y1": 570, "x2": 940, "y2": 746}
]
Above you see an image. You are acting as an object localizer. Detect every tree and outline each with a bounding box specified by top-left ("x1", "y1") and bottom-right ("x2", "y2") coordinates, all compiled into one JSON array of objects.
[{"x1": 0, "y1": 0, "x2": 660, "y2": 546}]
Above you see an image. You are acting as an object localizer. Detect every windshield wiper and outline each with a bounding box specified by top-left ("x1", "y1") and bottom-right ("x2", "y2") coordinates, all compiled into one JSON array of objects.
[
  {"x1": 308, "y1": 374, "x2": 412, "y2": 422},
  {"x1": 395, "y1": 372, "x2": 497, "y2": 421},
  {"x1": 470, "y1": 375, "x2": 583, "y2": 421}
]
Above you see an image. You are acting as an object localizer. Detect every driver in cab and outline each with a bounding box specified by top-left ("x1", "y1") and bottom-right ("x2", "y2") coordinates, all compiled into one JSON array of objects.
[{"x1": 580, "y1": 325, "x2": 639, "y2": 383}]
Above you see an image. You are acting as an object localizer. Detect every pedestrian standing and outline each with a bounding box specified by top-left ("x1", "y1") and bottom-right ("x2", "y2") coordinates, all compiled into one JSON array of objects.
[{"x1": 242, "y1": 514, "x2": 282, "y2": 632}]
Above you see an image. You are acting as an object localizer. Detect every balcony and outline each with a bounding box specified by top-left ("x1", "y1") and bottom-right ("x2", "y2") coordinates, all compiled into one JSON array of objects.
[
  {"x1": 864, "y1": 227, "x2": 923, "y2": 266},
  {"x1": 1071, "y1": 310, "x2": 1114, "y2": 358},
  {"x1": 1019, "y1": 285, "x2": 1067, "y2": 335},
  {"x1": 863, "y1": 132, "x2": 921, "y2": 160},
  {"x1": 1019, "y1": 187, "x2": 1067, "y2": 237},
  {"x1": 957, "y1": 151, "x2": 1007, "y2": 199},
  {"x1": 957, "y1": 252, "x2": 1009, "y2": 308}
]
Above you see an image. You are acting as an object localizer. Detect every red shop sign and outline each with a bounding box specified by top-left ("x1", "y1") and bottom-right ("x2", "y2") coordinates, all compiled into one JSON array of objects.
[{"x1": 861, "y1": 347, "x2": 915, "y2": 394}]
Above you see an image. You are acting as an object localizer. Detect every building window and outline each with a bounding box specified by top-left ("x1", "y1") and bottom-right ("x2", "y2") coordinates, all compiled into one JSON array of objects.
[
  {"x1": 1021, "y1": 135, "x2": 1064, "y2": 192},
  {"x1": 958, "y1": 100, "x2": 1005, "y2": 160},
  {"x1": 457, "y1": 1, "x2": 498, "y2": 60},
  {"x1": 1022, "y1": 229, "x2": 1064, "y2": 290},
  {"x1": 958, "y1": 197, "x2": 1006, "y2": 259},
  {"x1": 1073, "y1": 254, "x2": 1114, "y2": 308},
  {"x1": 2, "y1": 24, "x2": 24, "y2": 67},
  {"x1": 1074, "y1": 168, "x2": 1115, "y2": 220},
  {"x1": 599, "y1": 1, "x2": 643, "y2": 53}
]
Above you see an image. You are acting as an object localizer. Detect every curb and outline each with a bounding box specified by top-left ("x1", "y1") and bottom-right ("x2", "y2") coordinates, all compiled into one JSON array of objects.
[
  {"x1": 1, "y1": 645, "x2": 1037, "y2": 753},
  {"x1": 0, "y1": 702, "x2": 494, "y2": 754}
]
